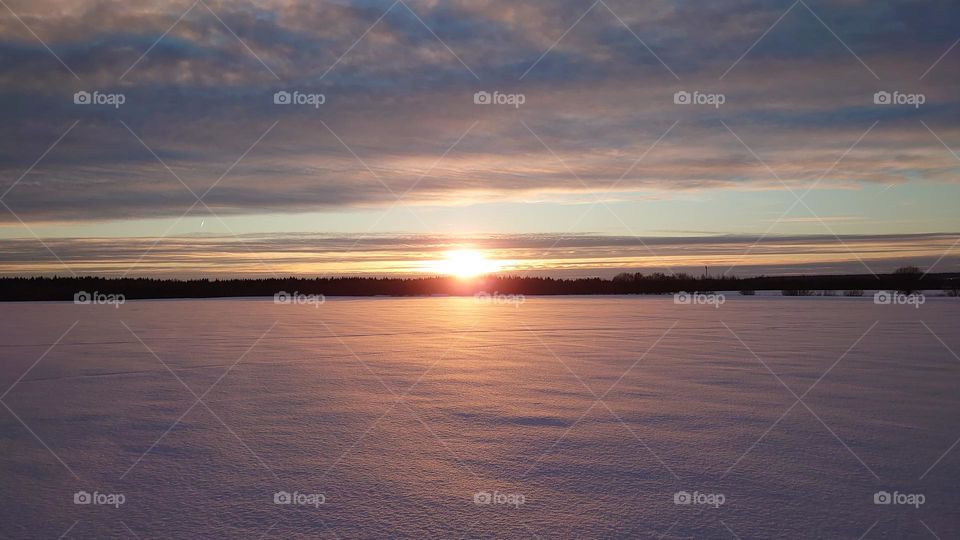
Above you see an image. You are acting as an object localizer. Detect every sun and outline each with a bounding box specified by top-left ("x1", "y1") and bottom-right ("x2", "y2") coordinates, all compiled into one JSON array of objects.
[{"x1": 431, "y1": 249, "x2": 501, "y2": 279}]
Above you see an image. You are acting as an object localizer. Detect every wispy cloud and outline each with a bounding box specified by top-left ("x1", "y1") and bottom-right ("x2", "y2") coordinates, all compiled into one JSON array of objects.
[
  {"x1": 0, "y1": 0, "x2": 958, "y2": 224},
  {"x1": 1, "y1": 232, "x2": 956, "y2": 277}
]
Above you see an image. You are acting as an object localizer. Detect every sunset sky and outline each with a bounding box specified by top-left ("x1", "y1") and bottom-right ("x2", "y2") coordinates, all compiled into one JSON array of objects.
[{"x1": 1, "y1": 0, "x2": 958, "y2": 277}]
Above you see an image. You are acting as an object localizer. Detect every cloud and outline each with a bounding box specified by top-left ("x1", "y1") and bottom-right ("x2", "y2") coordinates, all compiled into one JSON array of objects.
[
  {"x1": 1, "y1": 232, "x2": 957, "y2": 277},
  {"x1": 0, "y1": 0, "x2": 958, "y2": 224}
]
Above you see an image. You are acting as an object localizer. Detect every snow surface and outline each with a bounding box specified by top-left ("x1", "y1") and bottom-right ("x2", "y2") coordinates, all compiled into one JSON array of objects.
[{"x1": 0, "y1": 296, "x2": 958, "y2": 538}]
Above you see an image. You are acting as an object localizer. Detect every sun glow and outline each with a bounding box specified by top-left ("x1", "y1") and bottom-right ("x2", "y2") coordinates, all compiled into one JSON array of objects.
[{"x1": 431, "y1": 249, "x2": 501, "y2": 278}]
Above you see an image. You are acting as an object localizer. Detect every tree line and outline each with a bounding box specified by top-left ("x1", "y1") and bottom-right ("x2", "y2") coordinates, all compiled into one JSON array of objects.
[{"x1": 1, "y1": 267, "x2": 957, "y2": 301}]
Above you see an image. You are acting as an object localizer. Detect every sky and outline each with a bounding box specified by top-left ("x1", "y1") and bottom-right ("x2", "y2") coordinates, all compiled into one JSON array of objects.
[{"x1": 0, "y1": 0, "x2": 958, "y2": 277}]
